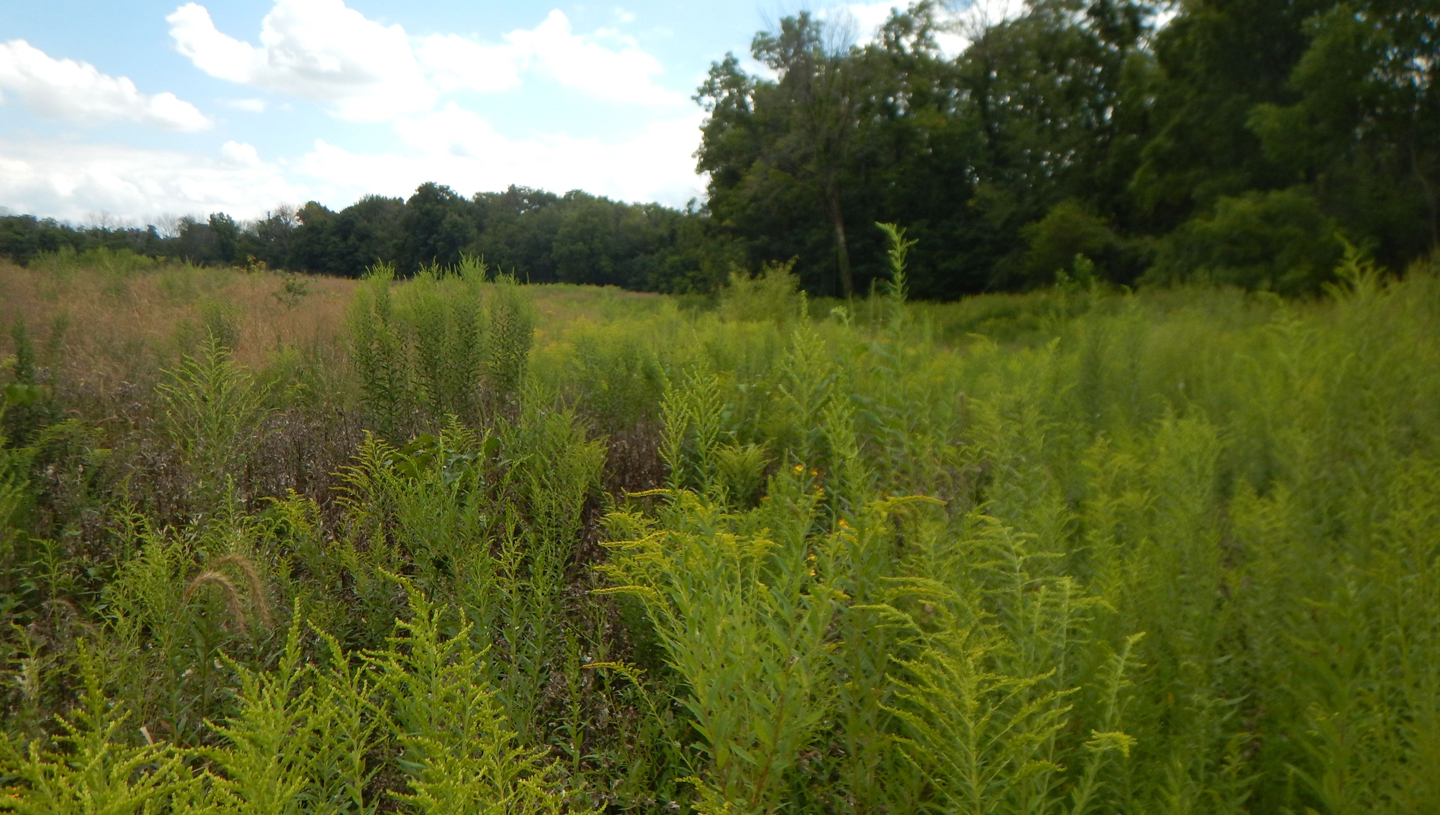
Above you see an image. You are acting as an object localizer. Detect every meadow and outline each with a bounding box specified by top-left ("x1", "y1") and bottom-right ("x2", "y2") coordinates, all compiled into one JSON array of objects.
[{"x1": 0, "y1": 240, "x2": 1437, "y2": 815}]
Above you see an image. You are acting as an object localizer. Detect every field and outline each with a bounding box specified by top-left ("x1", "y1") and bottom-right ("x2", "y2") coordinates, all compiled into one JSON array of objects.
[{"x1": 1, "y1": 246, "x2": 1438, "y2": 815}]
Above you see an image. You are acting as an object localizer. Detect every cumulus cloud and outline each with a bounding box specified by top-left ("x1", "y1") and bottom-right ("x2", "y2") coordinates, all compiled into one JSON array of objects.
[
  {"x1": 4, "y1": 3, "x2": 705, "y2": 221},
  {"x1": 499, "y1": 11, "x2": 684, "y2": 106},
  {"x1": 0, "y1": 39, "x2": 212, "y2": 132},
  {"x1": 824, "y1": 2, "x2": 901, "y2": 38},
  {"x1": 299, "y1": 105, "x2": 706, "y2": 208},
  {"x1": 169, "y1": 1, "x2": 685, "y2": 120},
  {"x1": 221, "y1": 97, "x2": 268, "y2": 112},
  {"x1": 416, "y1": 35, "x2": 524, "y2": 94},
  {"x1": 220, "y1": 140, "x2": 265, "y2": 168},
  {"x1": 824, "y1": 0, "x2": 1026, "y2": 56},
  {"x1": 0, "y1": 138, "x2": 303, "y2": 222},
  {"x1": 0, "y1": 102, "x2": 705, "y2": 221},
  {"x1": 168, "y1": 0, "x2": 436, "y2": 121}
]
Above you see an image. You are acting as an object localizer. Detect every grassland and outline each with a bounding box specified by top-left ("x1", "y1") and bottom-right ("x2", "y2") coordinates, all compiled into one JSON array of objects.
[{"x1": 1, "y1": 247, "x2": 1437, "y2": 814}]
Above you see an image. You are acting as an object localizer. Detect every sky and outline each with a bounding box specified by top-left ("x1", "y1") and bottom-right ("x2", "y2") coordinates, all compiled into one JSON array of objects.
[{"x1": 0, "y1": 0, "x2": 1022, "y2": 226}]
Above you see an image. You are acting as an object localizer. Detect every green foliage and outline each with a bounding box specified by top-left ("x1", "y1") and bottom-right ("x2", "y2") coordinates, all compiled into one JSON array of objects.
[
  {"x1": 877, "y1": 222, "x2": 914, "y2": 332},
  {"x1": 562, "y1": 320, "x2": 666, "y2": 436},
  {"x1": 5, "y1": 254, "x2": 1440, "y2": 814},
  {"x1": 5, "y1": 0, "x2": 1435, "y2": 298},
  {"x1": 0, "y1": 641, "x2": 191, "y2": 814},
  {"x1": 2, "y1": 319, "x2": 60, "y2": 447},
  {"x1": 367, "y1": 582, "x2": 572, "y2": 815},
  {"x1": 346, "y1": 258, "x2": 532, "y2": 434},
  {"x1": 156, "y1": 334, "x2": 270, "y2": 509},
  {"x1": 347, "y1": 263, "x2": 415, "y2": 438},
  {"x1": 718, "y1": 261, "x2": 800, "y2": 326},
  {"x1": 1150, "y1": 188, "x2": 1344, "y2": 294},
  {"x1": 27, "y1": 247, "x2": 157, "y2": 280},
  {"x1": 270, "y1": 274, "x2": 312, "y2": 308},
  {"x1": 1022, "y1": 201, "x2": 1130, "y2": 287},
  {"x1": 601, "y1": 485, "x2": 840, "y2": 815},
  {"x1": 485, "y1": 272, "x2": 533, "y2": 410},
  {"x1": 204, "y1": 619, "x2": 322, "y2": 815},
  {"x1": 1248, "y1": 0, "x2": 1440, "y2": 268}
]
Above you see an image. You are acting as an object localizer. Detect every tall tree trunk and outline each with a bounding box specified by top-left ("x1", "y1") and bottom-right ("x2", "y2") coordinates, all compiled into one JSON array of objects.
[{"x1": 825, "y1": 182, "x2": 853, "y2": 298}]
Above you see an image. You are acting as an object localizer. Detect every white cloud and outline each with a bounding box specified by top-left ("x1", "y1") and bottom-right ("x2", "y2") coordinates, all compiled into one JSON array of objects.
[
  {"x1": 504, "y1": 10, "x2": 683, "y2": 106},
  {"x1": 220, "y1": 140, "x2": 264, "y2": 168},
  {"x1": 222, "y1": 97, "x2": 268, "y2": 112},
  {"x1": 416, "y1": 35, "x2": 524, "y2": 94},
  {"x1": 956, "y1": 0, "x2": 1031, "y2": 31},
  {"x1": 827, "y1": 2, "x2": 901, "y2": 37},
  {"x1": 169, "y1": 1, "x2": 685, "y2": 120},
  {"x1": 299, "y1": 105, "x2": 706, "y2": 207},
  {"x1": 0, "y1": 102, "x2": 706, "y2": 222},
  {"x1": 0, "y1": 39, "x2": 212, "y2": 132},
  {"x1": 4, "y1": 3, "x2": 704, "y2": 223},
  {"x1": 824, "y1": 0, "x2": 1026, "y2": 57},
  {"x1": 0, "y1": 137, "x2": 303, "y2": 222},
  {"x1": 168, "y1": 0, "x2": 436, "y2": 122}
]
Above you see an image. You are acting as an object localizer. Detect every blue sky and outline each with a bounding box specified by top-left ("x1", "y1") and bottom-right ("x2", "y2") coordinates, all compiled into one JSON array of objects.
[{"x1": 0, "y1": 0, "x2": 1011, "y2": 224}]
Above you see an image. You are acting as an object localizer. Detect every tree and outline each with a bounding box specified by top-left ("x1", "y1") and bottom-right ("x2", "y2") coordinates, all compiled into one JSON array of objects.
[
  {"x1": 695, "y1": 1, "x2": 1164, "y2": 298},
  {"x1": 1249, "y1": 0, "x2": 1440, "y2": 265},
  {"x1": 553, "y1": 195, "x2": 619, "y2": 286},
  {"x1": 289, "y1": 201, "x2": 339, "y2": 274},
  {"x1": 400, "y1": 183, "x2": 478, "y2": 273},
  {"x1": 330, "y1": 195, "x2": 405, "y2": 276},
  {"x1": 174, "y1": 216, "x2": 217, "y2": 264},
  {"x1": 955, "y1": 0, "x2": 1157, "y2": 285},
  {"x1": 474, "y1": 186, "x2": 563, "y2": 282},
  {"x1": 0, "y1": 216, "x2": 41, "y2": 264},
  {"x1": 208, "y1": 213, "x2": 240, "y2": 265},
  {"x1": 239, "y1": 208, "x2": 298, "y2": 270},
  {"x1": 1149, "y1": 187, "x2": 1343, "y2": 294},
  {"x1": 698, "y1": 12, "x2": 864, "y2": 297},
  {"x1": 1022, "y1": 200, "x2": 1130, "y2": 286},
  {"x1": 1129, "y1": 0, "x2": 1335, "y2": 230}
]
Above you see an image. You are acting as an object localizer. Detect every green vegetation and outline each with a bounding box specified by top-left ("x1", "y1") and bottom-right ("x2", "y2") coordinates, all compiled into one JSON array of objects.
[
  {"x1": 0, "y1": 238, "x2": 1437, "y2": 813},
  {"x1": 4, "y1": 1, "x2": 1435, "y2": 298}
]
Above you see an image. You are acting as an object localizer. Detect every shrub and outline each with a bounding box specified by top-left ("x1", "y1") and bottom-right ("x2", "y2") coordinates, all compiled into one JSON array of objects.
[
  {"x1": 719, "y1": 260, "x2": 801, "y2": 325},
  {"x1": 1150, "y1": 187, "x2": 1344, "y2": 294},
  {"x1": 1021, "y1": 200, "x2": 1131, "y2": 286}
]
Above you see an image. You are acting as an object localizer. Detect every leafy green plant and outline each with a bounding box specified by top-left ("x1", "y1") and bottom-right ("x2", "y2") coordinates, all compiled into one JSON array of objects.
[
  {"x1": 602, "y1": 476, "x2": 841, "y2": 815},
  {"x1": 719, "y1": 260, "x2": 801, "y2": 326},
  {"x1": 485, "y1": 270, "x2": 533, "y2": 411},
  {"x1": 366, "y1": 578, "x2": 574, "y2": 815},
  {"x1": 1, "y1": 246, "x2": 1439, "y2": 815},
  {"x1": 271, "y1": 274, "x2": 312, "y2": 308},
  {"x1": 156, "y1": 334, "x2": 271, "y2": 510},
  {"x1": 0, "y1": 641, "x2": 191, "y2": 814}
]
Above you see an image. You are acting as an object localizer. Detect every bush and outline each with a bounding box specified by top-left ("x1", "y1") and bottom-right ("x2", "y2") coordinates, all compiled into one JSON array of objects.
[
  {"x1": 1149, "y1": 187, "x2": 1344, "y2": 294},
  {"x1": 1021, "y1": 200, "x2": 1132, "y2": 286},
  {"x1": 719, "y1": 260, "x2": 801, "y2": 324}
]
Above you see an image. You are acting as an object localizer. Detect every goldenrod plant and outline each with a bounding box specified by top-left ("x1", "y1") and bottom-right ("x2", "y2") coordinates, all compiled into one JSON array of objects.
[{"x1": 0, "y1": 247, "x2": 1437, "y2": 813}]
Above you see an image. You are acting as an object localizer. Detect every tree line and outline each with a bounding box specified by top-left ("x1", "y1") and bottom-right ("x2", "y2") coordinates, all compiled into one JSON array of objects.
[
  {"x1": 698, "y1": 0, "x2": 1437, "y2": 298},
  {"x1": 0, "y1": 186, "x2": 734, "y2": 293},
  {"x1": 1, "y1": 0, "x2": 1435, "y2": 298}
]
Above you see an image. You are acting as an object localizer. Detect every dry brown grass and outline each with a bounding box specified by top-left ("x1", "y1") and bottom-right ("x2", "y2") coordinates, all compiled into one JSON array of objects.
[
  {"x1": 0, "y1": 260, "x2": 357, "y2": 393},
  {"x1": 0, "y1": 263, "x2": 665, "y2": 390}
]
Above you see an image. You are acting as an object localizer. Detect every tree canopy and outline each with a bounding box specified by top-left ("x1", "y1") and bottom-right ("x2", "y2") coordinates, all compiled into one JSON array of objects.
[{"x1": 3, "y1": 0, "x2": 1435, "y2": 297}]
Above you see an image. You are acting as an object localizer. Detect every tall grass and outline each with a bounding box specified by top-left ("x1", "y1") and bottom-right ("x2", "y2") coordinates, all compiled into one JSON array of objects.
[{"x1": 0, "y1": 249, "x2": 1437, "y2": 813}]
